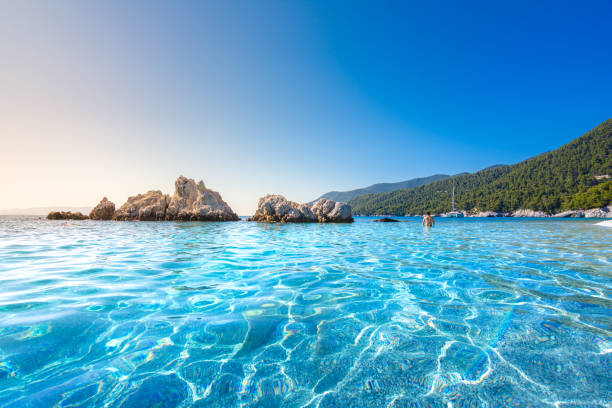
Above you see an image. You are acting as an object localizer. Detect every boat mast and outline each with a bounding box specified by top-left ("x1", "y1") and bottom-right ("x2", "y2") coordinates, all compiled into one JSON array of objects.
[{"x1": 452, "y1": 183, "x2": 456, "y2": 211}]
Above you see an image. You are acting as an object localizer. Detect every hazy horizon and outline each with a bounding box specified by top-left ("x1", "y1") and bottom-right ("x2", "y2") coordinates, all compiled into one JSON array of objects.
[
  {"x1": 0, "y1": 172, "x2": 470, "y2": 215},
  {"x1": 2, "y1": 1, "x2": 611, "y2": 215}
]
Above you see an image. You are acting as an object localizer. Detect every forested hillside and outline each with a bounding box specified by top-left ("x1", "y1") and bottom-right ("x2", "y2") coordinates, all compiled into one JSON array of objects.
[
  {"x1": 566, "y1": 179, "x2": 612, "y2": 209},
  {"x1": 350, "y1": 119, "x2": 612, "y2": 215},
  {"x1": 314, "y1": 174, "x2": 451, "y2": 203}
]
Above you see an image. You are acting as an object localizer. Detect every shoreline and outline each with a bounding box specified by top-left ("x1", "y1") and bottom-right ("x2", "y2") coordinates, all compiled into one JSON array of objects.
[{"x1": 7, "y1": 215, "x2": 611, "y2": 222}]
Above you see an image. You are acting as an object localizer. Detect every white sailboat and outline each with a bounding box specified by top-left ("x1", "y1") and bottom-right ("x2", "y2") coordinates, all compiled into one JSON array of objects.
[{"x1": 447, "y1": 183, "x2": 464, "y2": 218}]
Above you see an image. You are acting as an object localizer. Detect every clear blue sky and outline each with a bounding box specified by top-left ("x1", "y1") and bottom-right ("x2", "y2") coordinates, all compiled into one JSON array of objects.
[{"x1": 1, "y1": 1, "x2": 611, "y2": 214}]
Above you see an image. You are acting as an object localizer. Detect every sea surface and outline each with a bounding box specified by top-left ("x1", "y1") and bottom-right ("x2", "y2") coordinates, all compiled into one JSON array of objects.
[{"x1": 0, "y1": 216, "x2": 610, "y2": 407}]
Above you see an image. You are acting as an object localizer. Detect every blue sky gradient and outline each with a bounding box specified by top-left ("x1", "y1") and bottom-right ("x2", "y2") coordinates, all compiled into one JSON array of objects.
[{"x1": 1, "y1": 1, "x2": 611, "y2": 214}]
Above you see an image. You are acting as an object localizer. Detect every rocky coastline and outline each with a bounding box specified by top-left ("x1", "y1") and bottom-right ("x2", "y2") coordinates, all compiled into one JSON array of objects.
[
  {"x1": 361, "y1": 206, "x2": 612, "y2": 219},
  {"x1": 415, "y1": 206, "x2": 612, "y2": 218},
  {"x1": 45, "y1": 177, "x2": 610, "y2": 222}
]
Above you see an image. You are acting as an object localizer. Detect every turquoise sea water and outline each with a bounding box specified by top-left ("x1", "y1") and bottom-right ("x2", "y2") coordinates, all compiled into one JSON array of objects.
[{"x1": 0, "y1": 216, "x2": 610, "y2": 407}]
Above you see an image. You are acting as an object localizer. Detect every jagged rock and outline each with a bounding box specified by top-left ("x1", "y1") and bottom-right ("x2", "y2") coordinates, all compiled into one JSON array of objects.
[
  {"x1": 311, "y1": 198, "x2": 353, "y2": 222},
  {"x1": 113, "y1": 190, "x2": 170, "y2": 221},
  {"x1": 89, "y1": 197, "x2": 116, "y2": 220},
  {"x1": 584, "y1": 206, "x2": 612, "y2": 218},
  {"x1": 471, "y1": 211, "x2": 503, "y2": 217},
  {"x1": 511, "y1": 209, "x2": 550, "y2": 217},
  {"x1": 250, "y1": 195, "x2": 316, "y2": 222},
  {"x1": 374, "y1": 217, "x2": 400, "y2": 222},
  {"x1": 111, "y1": 176, "x2": 238, "y2": 222},
  {"x1": 552, "y1": 210, "x2": 584, "y2": 218},
  {"x1": 47, "y1": 211, "x2": 88, "y2": 220},
  {"x1": 165, "y1": 176, "x2": 239, "y2": 221},
  {"x1": 251, "y1": 195, "x2": 353, "y2": 223}
]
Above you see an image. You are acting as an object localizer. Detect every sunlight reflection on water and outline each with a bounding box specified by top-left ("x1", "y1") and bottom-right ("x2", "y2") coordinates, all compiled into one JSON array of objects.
[{"x1": 0, "y1": 216, "x2": 610, "y2": 407}]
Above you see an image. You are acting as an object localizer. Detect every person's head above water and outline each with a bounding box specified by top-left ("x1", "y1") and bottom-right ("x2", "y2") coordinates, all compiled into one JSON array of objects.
[{"x1": 426, "y1": 212, "x2": 431, "y2": 216}]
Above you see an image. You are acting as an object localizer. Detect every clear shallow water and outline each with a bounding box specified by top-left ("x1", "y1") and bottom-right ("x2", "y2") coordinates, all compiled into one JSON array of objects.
[{"x1": 0, "y1": 216, "x2": 610, "y2": 408}]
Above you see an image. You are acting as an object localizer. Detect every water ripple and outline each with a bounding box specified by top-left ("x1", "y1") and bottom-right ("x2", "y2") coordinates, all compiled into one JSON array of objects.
[{"x1": 0, "y1": 216, "x2": 610, "y2": 407}]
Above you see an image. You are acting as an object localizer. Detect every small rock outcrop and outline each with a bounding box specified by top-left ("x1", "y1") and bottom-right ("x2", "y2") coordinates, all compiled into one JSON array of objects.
[
  {"x1": 584, "y1": 206, "x2": 612, "y2": 218},
  {"x1": 511, "y1": 209, "x2": 550, "y2": 217},
  {"x1": 374, "y1": 217, "x2": 400, "y2": 222},
  {"x1": 250, "y1": 195, "x2": 353, "y2": 223},
  {"x1": 552, "y1": 210, "x2": 584, "y2": 218},
  {"x1": 471, "y1": 211, "x2": 503, "y2": 217},
  {"x1": 113, "y1": 190, "x2": 170, "y2": 221},
  {"x1": 165, "y1": 176, "x2": 239, "y2": 221},
  {"x1": 47, "y1": 211, "x2": 89, "y2": 220},
  {"x1": 89, "y1": 197, "x2": 116, "y2": 220}
]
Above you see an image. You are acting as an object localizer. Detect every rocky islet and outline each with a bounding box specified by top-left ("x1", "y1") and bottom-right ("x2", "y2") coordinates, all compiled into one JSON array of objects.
[{"x1": 249, "y1": 195, "x2": 353, "y2": 223}]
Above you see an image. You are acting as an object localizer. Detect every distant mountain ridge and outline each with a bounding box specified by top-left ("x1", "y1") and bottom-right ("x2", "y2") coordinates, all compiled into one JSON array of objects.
[
  {"x1": 314, "y1": 174, "x2": 452, "y2": 203},
  {"x1": 0, "y1": 207, "x2": 92, "y2": 216},
  {"x1": 350, "y1": 119, "x2": 612, "y2": 215}
]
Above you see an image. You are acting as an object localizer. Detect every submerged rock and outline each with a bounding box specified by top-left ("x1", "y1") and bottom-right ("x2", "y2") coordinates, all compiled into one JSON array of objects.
[
  {"x1": 46, "y1": 211, "x2": 89, "y2": 220},
  {"x1": 373, "y1": 217, "x2": 400, "y2": 222},
  {"x1": 511, "y1": 209, "x2": 550, "y2": 217},
  {"x1": 584, "y1": 206, "x2": 612, "y2": 218},
  {"x1": 165, "y1": 176, "x2": 239, "y2": 221},
  {"x1": 113, "y1": 190, "x2": 170, "y2": 221},
  {"x1": 89, "y1": 197, "x2": 115, "y2": 220},
  {"x1": 251, "y1": 195, "x2": 353, "y2": 223}
]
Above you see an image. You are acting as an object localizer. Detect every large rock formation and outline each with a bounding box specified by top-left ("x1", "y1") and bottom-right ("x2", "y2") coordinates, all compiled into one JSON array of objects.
[
  {"x1": 511, "y1": 209, "x2": 550, "y2": 217},
  {"x1": 113, "y1": 190, "x2": 170, "y2": 221},
  {"x1": 112, "y1": 176, "x2": 239, "y2": 221},
  {"x1": 250, "y1": 195, "x2": 353, "y2": 223},
  {"x1": 165, "y1": 176, "x2": 239, "y2": 221},
  {"x1": 89, "y1": 197, "x2": 116, "y2": 220},
  {"x1": 47, "y1": 211, "x2": 89, "y2": 220}
]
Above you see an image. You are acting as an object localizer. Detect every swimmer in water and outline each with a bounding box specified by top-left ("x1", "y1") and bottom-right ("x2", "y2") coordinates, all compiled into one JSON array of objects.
[{"x1": 422, "y1": 211, "x2": 435, "y2": 227}]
